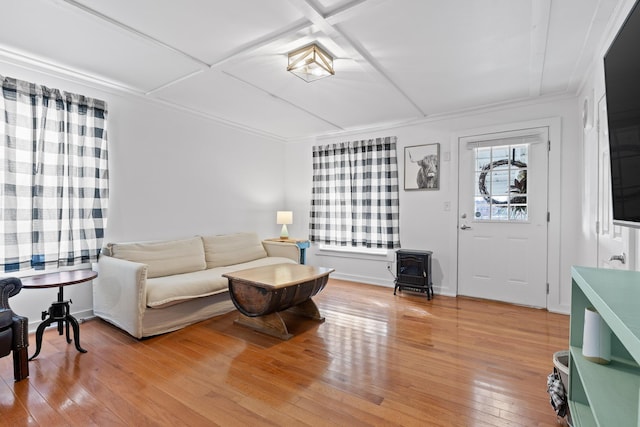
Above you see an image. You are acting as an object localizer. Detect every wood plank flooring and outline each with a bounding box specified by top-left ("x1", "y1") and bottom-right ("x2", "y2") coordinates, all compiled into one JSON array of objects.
[{"x1": 0, "y1": 279, "x2": 569, "y2": 426}]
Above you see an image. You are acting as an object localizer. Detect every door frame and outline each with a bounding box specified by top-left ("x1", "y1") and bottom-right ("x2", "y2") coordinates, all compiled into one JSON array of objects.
[{"x1": 449, "y1": 117, "x2": 562, "y2": 311}]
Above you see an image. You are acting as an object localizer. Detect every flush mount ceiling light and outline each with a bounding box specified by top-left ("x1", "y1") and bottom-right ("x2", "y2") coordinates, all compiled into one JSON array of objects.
[{"x1": 287, "y1": 43, "x2": 335, "y2": 82}]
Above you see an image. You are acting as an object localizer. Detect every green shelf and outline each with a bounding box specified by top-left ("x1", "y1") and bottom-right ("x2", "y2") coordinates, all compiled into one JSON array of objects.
[
  {"x1": 569, "y1": 266, "x2": 640, "y2": 427},
  {"x1": 570, "y1": 346, "x2": 640, "y2": 426},
  {"x1": 568, "y1": 401, "x2": 596, "y2": 427},
  {"x1": 571, "y1": 267, "x2": 640, "y2": 360}
]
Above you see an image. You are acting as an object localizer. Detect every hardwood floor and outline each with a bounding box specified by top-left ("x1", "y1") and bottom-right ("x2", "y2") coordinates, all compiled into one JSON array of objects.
[{"x1": 0, "y1": 279, "x2": 569, "y2": 426}]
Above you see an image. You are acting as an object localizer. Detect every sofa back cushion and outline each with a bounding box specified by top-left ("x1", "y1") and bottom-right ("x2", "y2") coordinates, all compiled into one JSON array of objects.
[
  {"x1": 107, "y1": 236, "x2": 206, "y2": 278},
  {"x1": 202, "y1": 232, "x2": 267, "y2": 268}
]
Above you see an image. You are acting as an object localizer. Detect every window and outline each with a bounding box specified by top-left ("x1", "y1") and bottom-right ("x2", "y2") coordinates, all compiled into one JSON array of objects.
[
  {"x1": 0, "y1": 76, "x2": 109, "y2": 272},
  {"x1": 309, "y1": 136, "x2": 400, "y2": 249},
  {"x1": 474, "y1": 144, "x2": 528, "y2": 221}
]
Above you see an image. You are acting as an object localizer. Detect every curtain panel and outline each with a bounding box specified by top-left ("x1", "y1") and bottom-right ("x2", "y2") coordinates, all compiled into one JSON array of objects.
[
  {"x1": 0, "y1": 76, "x2": 109, "y2": 272},
  {"x1": 309, "y1": 136, "x2": 400, "y2": 249}
]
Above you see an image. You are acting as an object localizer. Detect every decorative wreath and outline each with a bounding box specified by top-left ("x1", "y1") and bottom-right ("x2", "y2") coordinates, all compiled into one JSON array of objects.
[{"x1": 478, "y1": 159, "x2": 527, "y2": 205}]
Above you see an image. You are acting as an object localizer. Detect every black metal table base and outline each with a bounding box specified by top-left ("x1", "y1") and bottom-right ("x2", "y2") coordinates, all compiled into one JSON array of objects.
[{"x1": 29, "y1": 287, "x2": 87, "y2": 361}]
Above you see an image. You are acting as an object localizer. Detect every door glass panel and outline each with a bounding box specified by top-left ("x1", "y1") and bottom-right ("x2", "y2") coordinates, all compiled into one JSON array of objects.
[
  {"x1": 474, "y1": 144, "x2": 529, "y2": 222},
  {"x1": 510, "y1": 205, "x2": 527, "y2": 220},
  {"x1": 492, "y1": 147, "x2": 509, "y2": 162},
  {"x1": 491, "y1": 204, "x2": 508, "y2": 220},
  {"x1": 474, "y1": 172, "x2": 484, "y2": 196},
  {"x1": 513, "y1": 145, "x2": 528, "y2": 163},
  {"x1": 491, "y1": 169, "x2": 510, "y2": 196},
  {"x1": 474, "y1": 196, "x2": 490, "y2": 219},
  {"x1": 476, "y1": 150, "x2": 491, "y2": 170}
]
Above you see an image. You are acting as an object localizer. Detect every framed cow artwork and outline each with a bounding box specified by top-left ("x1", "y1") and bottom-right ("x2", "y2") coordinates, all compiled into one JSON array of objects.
[{"x1": 404, "y1": 143, "x2": 440, "y2": 191}]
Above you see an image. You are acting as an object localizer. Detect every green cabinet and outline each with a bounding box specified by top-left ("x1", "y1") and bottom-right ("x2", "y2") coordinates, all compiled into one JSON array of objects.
[{"x1": 569, "y1": 266, "x2": 640, "y2": 426}]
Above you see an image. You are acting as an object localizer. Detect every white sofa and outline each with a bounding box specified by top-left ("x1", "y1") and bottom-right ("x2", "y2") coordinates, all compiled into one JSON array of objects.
[{"x1": 94, "y1": 232, "x2": 299, "y2": 338}]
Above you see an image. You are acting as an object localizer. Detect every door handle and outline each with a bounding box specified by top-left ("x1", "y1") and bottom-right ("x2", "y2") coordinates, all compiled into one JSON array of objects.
[
  {"x1": 609, "y1": 253, "x2": 626, "y2": 264},
  {"x1": 460, "y1": 225, "x2": 472, "y2": 230}
]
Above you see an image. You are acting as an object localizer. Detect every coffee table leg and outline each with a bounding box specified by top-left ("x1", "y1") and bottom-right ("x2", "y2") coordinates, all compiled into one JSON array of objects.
[
  {"x1": 234, "y1": 312, "x2": 294, "y2": 340},
  {"x1": 286, "y1": 298, "x2": 325, "y2": 322}
]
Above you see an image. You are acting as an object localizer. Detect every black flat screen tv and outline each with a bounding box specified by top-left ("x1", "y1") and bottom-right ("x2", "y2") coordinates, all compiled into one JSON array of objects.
[{"x1": 604, "y1": 0, "x2": 640, "y2": 228}]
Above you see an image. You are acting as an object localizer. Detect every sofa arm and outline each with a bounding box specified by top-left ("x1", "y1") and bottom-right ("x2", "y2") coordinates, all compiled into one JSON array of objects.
[
  {"x1": 262, "y1": 241, "x2": 300, "y2": 263},
  {"x1": 95, "y1": 255, "x2": 148, "y2": 339}
]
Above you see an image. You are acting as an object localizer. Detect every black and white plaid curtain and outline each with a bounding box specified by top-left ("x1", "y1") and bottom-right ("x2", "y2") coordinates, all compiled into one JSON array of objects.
[
  {"x1": 309, "y1": 136, "x2": 400, "y2": 249},
  {"x1": 0, "y1": 76, "x2": 109, "y2": 272}
]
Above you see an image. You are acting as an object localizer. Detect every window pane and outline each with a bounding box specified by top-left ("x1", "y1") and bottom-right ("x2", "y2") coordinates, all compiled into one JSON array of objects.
[
  {"x1": 510, "y1": 206, "x2": 528, "y2": 220},
  {"x1": 512, "y1": 145, "x2": 528, "y2": 163},
  {"x1": 476, "y1": 148, "x2": 492, "y2": 171},
  {"x1": 475, "y1": 172, "x2": 486, "y2": 196},
  {"x1": 492, "y1": 147, "x2": 509, "y2": 162},
  {"x1": 491, "y1": 204, "x2": 509, "y2": 220},
  {"x1": 511, "y1": 169, "x2": 527, "y2": 196},
  {"x1": 491, "y1": 170, "x2": 510, "y2": 196},
  {"x1": 473, "y1": 143, "x2": 530, "y2": 223},
  {"x1": 492, "y1": 195, "x2": 509, "y2": 204},
  {"x1": 474, "y1": 197, "x2": 490, "y2": 220}
]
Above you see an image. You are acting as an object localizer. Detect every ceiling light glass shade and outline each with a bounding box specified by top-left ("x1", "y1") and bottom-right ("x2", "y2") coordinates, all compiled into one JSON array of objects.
[{"x1": 287, "y1": 43, "x2": 335, "y2": 82}]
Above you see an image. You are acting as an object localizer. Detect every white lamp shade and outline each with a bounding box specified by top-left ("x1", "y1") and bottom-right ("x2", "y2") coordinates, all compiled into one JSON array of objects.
[{"x1": 276, "y1": 211, "x2": 293, "y2": 225}]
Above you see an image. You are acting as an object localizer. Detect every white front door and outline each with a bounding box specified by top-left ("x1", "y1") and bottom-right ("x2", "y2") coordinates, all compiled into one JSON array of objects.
[
  {"x1": 597, "y1": 95, "x2": 635, "y2": 270},
  {"x1": 457, "y1": 127, "x2": 549, "y2": 308}
]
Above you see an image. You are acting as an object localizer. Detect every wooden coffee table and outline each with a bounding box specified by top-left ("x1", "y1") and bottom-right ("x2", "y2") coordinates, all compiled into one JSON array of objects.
[{"x1": 223, "y1": 263, "x2": 334, "y2": 340}]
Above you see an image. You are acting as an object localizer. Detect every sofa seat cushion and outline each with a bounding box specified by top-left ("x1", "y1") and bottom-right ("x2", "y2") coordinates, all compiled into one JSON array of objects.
[
  {"x1": 107, "y1": 236, "x2": 206, "y2": 279},
  {"x1": 147, "y1": 270, "x2": 229, "y2": 308},
  {"x1": 202, "y1": 232, "x2": 267, "y2": 268},
  {"x1": 146, "y1": 256, "x2": 297, "y2": 308}
]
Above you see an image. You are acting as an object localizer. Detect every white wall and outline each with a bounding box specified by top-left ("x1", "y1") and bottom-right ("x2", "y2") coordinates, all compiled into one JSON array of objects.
[
  {"x1": 0, "y1": 61, "x2": 287, "y2": 331},
  {"x1": 576, "y1": 0, "x2": 640, "y2": 271},
  {"x1": 285, "y1": 96, "x2": 583, "y2": 314}
]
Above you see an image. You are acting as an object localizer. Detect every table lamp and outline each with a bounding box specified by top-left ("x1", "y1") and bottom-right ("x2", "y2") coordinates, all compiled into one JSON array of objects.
[{"x1": 277, "y1": 211, "x2": 293, "y2": 239}]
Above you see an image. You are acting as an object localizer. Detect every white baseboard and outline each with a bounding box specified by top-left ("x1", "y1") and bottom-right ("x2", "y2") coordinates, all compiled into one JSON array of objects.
[
  {"x1": 547, "y1": 304, "x2": 570, "y2": 316},
  {"x1": 433, "y1": 287, "x2": 457, "y2": 297},
  {"x1": 330, "y1": 272, "x2": 395, "y2": 288},
  {"x1": 330, "y1": 272, "x2": 456, "y2": 298}
]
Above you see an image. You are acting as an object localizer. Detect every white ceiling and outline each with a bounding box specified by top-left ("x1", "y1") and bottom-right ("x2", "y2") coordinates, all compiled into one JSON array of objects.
[{"x1": 0, "y1": 0, "x2": 623, "y2": 140}]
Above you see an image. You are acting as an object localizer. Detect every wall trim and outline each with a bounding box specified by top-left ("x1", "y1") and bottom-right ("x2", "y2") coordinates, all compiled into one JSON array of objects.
[
  {"x1": 0, "y1": 49, "x2": 287, "y2": 143},
  {"x1": 330, "y1": 271, "x2": 456, "y2": 298},
  {"x1": 330, "y1": 272, "x2": 394, "y2": 288},
  {"x1": 290, "y1": 92, "x2": 575, "y2": 144}
]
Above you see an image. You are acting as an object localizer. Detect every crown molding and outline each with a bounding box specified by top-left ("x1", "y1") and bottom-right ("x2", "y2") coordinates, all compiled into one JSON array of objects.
[
  {"x1": 287, "y1": 91, "x2": 577, "y2": 143},
  {"x1": 0, "y1": 45, "x2": 142, "y2": 95},
  {"x1": 0, "y1": 47, "x2": 288, "y2": 143}
]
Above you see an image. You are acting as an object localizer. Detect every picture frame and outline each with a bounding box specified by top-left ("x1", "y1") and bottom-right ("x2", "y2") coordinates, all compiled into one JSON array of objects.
[{"x1": 404, "y1": 143, "x2": 440, "y2": 191}]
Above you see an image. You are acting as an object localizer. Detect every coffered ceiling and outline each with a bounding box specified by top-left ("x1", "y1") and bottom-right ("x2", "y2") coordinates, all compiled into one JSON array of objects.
[{"x1": 0, "y1": 0, "x2": 623, "y2": 140}]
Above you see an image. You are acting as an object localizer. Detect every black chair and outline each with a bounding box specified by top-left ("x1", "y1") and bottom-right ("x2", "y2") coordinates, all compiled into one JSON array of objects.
[{"x1": 0, "y1": 277, "x2": 29, "y2": 381}]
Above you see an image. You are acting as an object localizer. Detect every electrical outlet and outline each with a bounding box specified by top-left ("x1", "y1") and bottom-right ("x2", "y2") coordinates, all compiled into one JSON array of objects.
[{"x1": 444, "y1": 201, "x2": 451, "y2": 211}]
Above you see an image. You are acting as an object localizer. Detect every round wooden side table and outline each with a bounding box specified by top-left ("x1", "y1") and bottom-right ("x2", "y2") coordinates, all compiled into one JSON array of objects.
[{"x1": 21, "y1": 269, "x2": 97, "y2": 360}]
